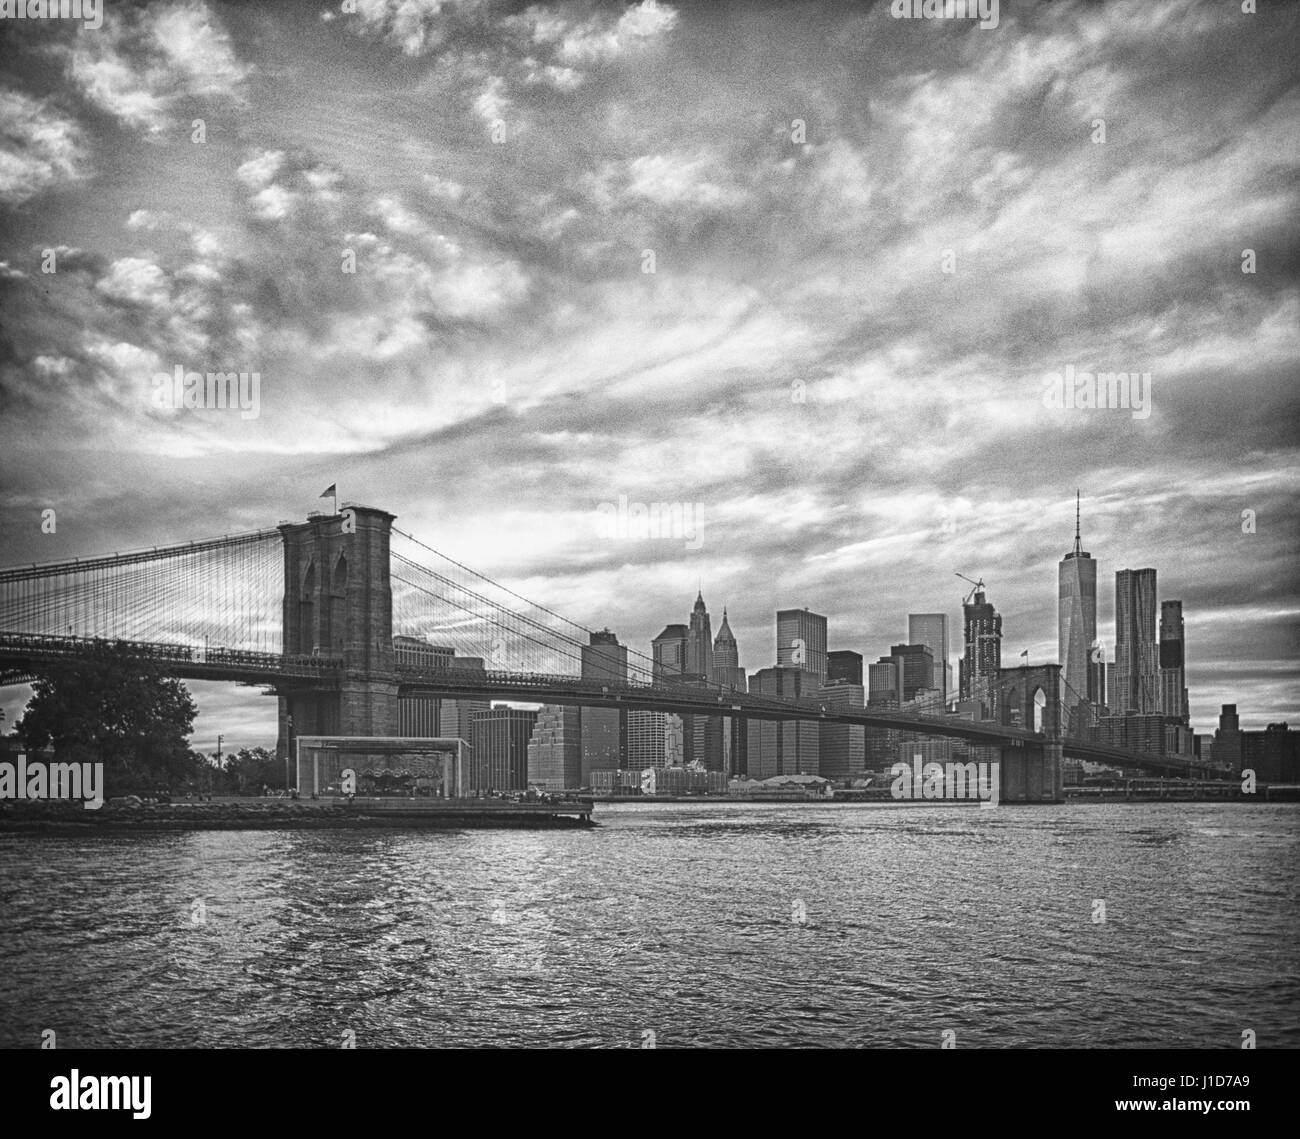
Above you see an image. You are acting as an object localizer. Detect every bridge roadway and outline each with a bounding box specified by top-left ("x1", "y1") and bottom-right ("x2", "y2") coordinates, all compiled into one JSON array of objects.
[
  {"x1": 0, "y1": 633, "x2": 1214, "y2": 776},
  {"x1": 0, "y1": 633, "x2": 339, "y2": 688}
]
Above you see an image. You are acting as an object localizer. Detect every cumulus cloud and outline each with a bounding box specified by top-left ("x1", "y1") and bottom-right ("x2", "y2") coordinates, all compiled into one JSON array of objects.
[
  {"x1": 0, "y1": 87, "x2": 87, "y2": 205},
  {"x1": 54, "y1": 0, "x2": 250, "y2": 134},
  {"x1": 514, "y1": 0, "x2": 678, "y2": 64}
]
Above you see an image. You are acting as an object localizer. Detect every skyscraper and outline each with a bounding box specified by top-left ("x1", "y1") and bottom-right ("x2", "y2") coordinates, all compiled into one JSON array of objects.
[
  {"x1": 656, "y1": 614, "x2": 715, "y2": 766},
  {"x1": 686, "y1": 591, "x2": 714, "y2": 680},
  {"x1": 581, "y1": 629, "x2": 626, "y2": 782},
  {"x1": 827, "y1": 650, "x2": 864, "y2": 686},
  {"x1": 1159, "y1": 600, "x2": 1189, "y2": 724},
  {"x1": 468, "y1": 707, "x2": 538, "y2": 793},
  {"x1": 746, "y1": 666, "x2": 821, "y2": 777},
  {"x1": 437, "y1": 655, "x2": 488, "y2": 760},
  {"x1": 684, "y1": 592, "x2": 723, "y2": 768},
  {"x1": 527, "y1": 705, "x2": 582, "y2": 790},
  {"x1": 889, "y1": 643, "x2": 936, "y2": 703},
  {"x1": 866, "y1": 656, "x2": 902, "y2": 770},
  {"x1": 712, "y1": 608, "x2": 746, "y2": 689},
  {"x1": 1057, "y1": 492, "x2": 1097, "y2": 709},
  {"x1": 626, "y1": 710, "x2": 684, "y2": 769},
  {"x1": 959, "y1": 588, "x2": 1001, "y2": 712},
  {"x1": 818, "y1": 679, "x2": 866, "y2": 781},
  {"x1": 707, "y1": 605, "x2": 748, "y2": 774},
  {"x1": 907, "y1": 614, "x2": 949, "y2": 701},
  {"x1": 1114, "y1": 569, "x2": 1159, "y2": 714},
  {"x1": 868, "y1": 655, "x2": 902, "y2": 708},
  {"x1": 393, "y1": 635, "x2": 452, "y2": 736},
  {"x1": 776, "y1": 609, "x2": 828, "y2": 680},
  {"x1": 652, "y1": 624, "x2": 689, "y2": 680},
  {"x1": 1089, "y1": 653, "x2": 1107, "y2": 713},
  {"x1": 711, "y1": 608, "x2": 747, "y2": 773}
]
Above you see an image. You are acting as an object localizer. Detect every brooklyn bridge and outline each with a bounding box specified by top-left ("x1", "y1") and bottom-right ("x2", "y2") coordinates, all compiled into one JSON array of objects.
[{"x1": 0, "y1": 504, "x2": 1216, "y2": 803}]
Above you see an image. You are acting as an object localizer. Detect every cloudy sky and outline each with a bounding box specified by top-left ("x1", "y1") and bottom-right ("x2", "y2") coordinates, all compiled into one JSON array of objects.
[{"x1": 1, "y1": 0, "x2": 1296, "y2": 749}]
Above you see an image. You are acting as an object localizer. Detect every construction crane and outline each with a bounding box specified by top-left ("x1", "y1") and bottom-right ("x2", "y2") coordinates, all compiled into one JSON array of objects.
[{"x1": 955, "y1": 573, "x2": 985, "y2": 605}]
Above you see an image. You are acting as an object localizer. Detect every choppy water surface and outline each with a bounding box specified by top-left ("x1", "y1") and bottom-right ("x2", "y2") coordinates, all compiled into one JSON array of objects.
[{"x1": 1, "y1": 802, "x2": 1297, "y2": 1048}]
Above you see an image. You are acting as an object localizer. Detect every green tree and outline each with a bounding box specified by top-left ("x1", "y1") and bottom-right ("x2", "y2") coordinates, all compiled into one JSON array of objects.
[
  {"x1": 178, "y1": 748, "x2": 218, "y2": 796},
  {"x1": 15, "y1": 642, "x2": 198, "y2": 795},
  {"x1": 222, "y1": 746, "x2": 280, "y2": 795}
]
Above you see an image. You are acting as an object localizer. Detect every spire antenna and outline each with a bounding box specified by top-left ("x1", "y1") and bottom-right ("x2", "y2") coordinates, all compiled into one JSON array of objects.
[{"x1": 1073, "y1": 489, "x2": 1083, "y2": 556}]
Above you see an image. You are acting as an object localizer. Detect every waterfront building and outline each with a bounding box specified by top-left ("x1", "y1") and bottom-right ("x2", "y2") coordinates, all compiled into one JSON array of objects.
[
  {"x1": 818, "y1": 680, "x2": 866, "y2": 781},
  {"x1": 468, "y1": 707, "x2": 538, "y2": 793},
  {"x1": 591, "y1": 769, "x2": 642, "y2": 796},
  {"x1": 1212, "y1": 704, "x2": 1299, "y2": 781},
  {"x1": 527, "y1": 705, "x2": 582, "y2": 790},
  {"x1": 746, "y1": 666, "x2": 822, "y2": 778},
  {"x1": 626, "y1": 710, "x2": 685, "y2": 769}
]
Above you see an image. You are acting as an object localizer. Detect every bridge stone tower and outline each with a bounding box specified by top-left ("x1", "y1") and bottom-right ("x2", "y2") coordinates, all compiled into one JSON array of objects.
[
  {"x1": 995, "y1": 663, "x2": 1064, "y2": 803},
  {"x1": 275, "y1": 506, "x2": 398, "y2": 763}
]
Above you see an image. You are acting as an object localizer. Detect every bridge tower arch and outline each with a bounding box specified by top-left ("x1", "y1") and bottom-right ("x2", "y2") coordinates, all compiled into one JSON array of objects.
[
  {"x1": 995, "y1": 664, "x2": 1064, "y2": 803},
  {"x1": 275, "y1": 506, "x2": 398, "y2": 763},
  {"x1": 1031, "y1": 686, "x2": 1048, "y2": 733}
]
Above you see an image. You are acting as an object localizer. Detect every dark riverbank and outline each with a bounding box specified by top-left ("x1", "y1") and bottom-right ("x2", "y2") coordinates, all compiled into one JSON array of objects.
[{"x1": 0, "y1": 797, "x2": 596, "y2": 833}]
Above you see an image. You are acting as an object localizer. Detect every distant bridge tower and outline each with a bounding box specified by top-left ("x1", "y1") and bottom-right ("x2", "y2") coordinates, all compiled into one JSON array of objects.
[
  {"x1": 995, "y1": 663, "x2": 1064, "y2": 802},
  {"x1": 275, "y1": 506, "x2": 398, "y2": 761}
]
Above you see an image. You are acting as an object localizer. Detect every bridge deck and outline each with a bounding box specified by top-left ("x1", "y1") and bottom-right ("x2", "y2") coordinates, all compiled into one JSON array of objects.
[{"x1": 0, "y1": 632, "x2": 1216, "y2": 777}]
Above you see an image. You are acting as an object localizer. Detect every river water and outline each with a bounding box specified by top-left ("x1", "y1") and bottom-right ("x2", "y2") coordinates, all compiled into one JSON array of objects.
[{"x1": 1, "y1": 801, "x2": 1296, "y2": 1049}]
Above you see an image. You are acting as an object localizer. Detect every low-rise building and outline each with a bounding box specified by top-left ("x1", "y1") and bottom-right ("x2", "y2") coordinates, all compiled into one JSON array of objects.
[
  {"x1": 1213, "y1": 705, "x2": 1300, "y2": 781},
  {"x1": 591, "y1": 769, "x2": 642, "y2": 795}
]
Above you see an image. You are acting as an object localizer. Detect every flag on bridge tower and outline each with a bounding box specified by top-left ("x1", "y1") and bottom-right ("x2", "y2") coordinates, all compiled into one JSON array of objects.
[{"x1": 320, "y1": 485, "x2": 337, "y2": 514}]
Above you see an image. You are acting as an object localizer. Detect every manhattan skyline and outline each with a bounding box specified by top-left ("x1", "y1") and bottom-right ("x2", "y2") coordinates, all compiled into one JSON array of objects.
[{"x1": 0, "y1": 0, "x2": 1296, "y2": 748}]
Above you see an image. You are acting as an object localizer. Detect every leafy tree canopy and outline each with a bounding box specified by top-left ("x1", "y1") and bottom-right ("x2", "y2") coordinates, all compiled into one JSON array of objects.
[{"x1": 15, "y1": 642, "x2": 198, "y2": 795}]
